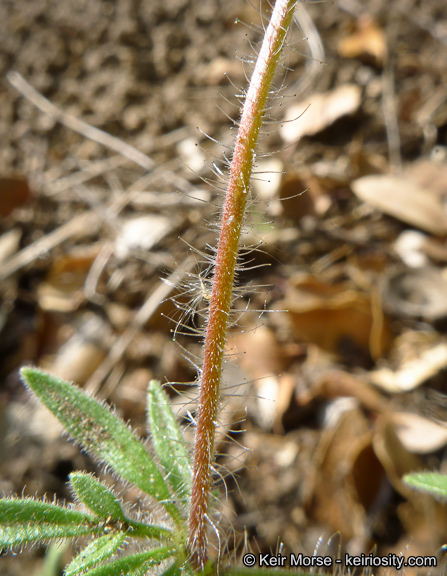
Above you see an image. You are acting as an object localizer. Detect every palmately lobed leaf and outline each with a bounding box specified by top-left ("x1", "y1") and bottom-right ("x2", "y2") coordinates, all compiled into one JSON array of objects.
[
  {"x1": 0, "y1": 498, "x2": 97, "y2": 548},
  {"x1": 147, "y1": 381, "x2": 192, "y2": 507},
  {"x1": 20, "y1": 367, "x2": 181, "y2": 523}
]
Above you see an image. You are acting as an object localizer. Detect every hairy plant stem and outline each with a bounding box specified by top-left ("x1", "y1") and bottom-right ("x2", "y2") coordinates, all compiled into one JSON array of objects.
[{"x1": 188, "y1": 0, "x2": 297, "y2": 569}]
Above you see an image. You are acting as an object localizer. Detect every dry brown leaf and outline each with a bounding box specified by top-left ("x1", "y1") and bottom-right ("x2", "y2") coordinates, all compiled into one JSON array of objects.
[
  {"x1": 280, "y1": 85, "x2": 362, "y2": 143},
  {"x1": 392, "y1": 411, "x2": 447, "y2": 454},
  {"x1": 199, "y1": 56, "x2": 245, "y2": 86},
  {"x1": 396, "y1": 499, "x2": 447, "y2": 557},
  {"x1": 350, "y1": 437, "x2": 385, "y2": 515},
  {"x1": 393, "y1": 230, "x2": 428, "y2": 268},
  {"x1": 373, "y1": 418, "x2": 447, "y2": 557},
  {"x1": 273, "y1": 373, "x2": 296, "y2": 433},
  {"x1": 114, "y1": 215, "x2": 172, "y2": 260},
  {"x1": 0, "y1": 230, "x2": 22, "y2": 332},
  {"x1": 351, "y1": 175, "x2": 447, "y2": 235},
  {"x1": 381, "y1": 266, "x2": 447, "y2": 321},
  {"x1": 372, "y1": 417, "x2": 423, "y2": 497},
  {"x1": 421, "y1": 236, "x2": 447, "y2": 263},
  {"x1": 37, "y1": 244, "x2": 102, "y2": 312},
  {"x1": 229, "y1": 326, "x2": 285, "y2": 379},
  {"x1": 51, "y1": 340, "x2": 107, "y2": 385},
  {"x1": 406, "y1": 159, "x2": 447, "y2": 199},
  {"x1": 300, "y1": 370, "x2": 390, "y2": 415},
  {"x1": 229, "y1": 327, "x2": 288, "y2": 430},
  {"x1": 254, "y1": 375, "x2": 280, "y2": 430},
  {"x1": 0, "y1": 229, "x2": 21, "y2": 265},
  {"x1": 251, "y1": 158, "x2": 283, "y2": 200},
  {"x1": 0, "y1": 176, "x2": 32, "y2": 217},
  {"x1": 369, "y1": 333, "x2": 447, "y2": 393},
  {"x1": 309, "y1": 406, "x2": 375, "y2": 542},
  {"x1": 105, "y1": 302, "x2": 134, "y2": 330},
  {"x1": 7, "y1": 401, "x2": 63, "y2": 442},
  {"x1": 114, "y1": 367, "x2": 152, "y2": 420},
  {"x1": 47, "y1": 316, "x2": 109, "y2": 385},
  {"x1": 338, "y1": 17, "x2": 387, "y2": 66},
  {"x1": 282, "y1": 275, "x2": 392, "y2": 360},
  {"x1": 177, "y1": 137, "x2": 206, "y2": 173},
  {"x1": 277, "y1": 172, "x2": 316, "y2": 221}
]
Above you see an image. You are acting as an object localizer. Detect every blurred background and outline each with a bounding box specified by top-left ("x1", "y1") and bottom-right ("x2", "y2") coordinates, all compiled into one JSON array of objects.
[{"x1": 1, "y1": 0, "x2": 447, "y2": 573}]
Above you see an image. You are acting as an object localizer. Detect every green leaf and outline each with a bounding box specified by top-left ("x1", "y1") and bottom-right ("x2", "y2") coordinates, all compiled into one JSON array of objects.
[
  {"x1": 20, "y1": 367, "x2": 180, "y2": 523},
  {"x1": 404, "y1": 472, "x2": 447, "y2": 499},
  {"x1": 69, "y1": 472, "x2": 126, "y2": 520},
  {"x1": 68, "y1": 472, "x2": 173, "y2": 541},
  {"x1": 36, "y1": 543, "x2": 67, "y2": 576},
  {"x1": 159, "y1": 558, "x2": 196, "y2": 576},
  {"x1": 78, "y1": 546, "x2": 174, "y2": 576},
  {"x1": 147, "y1": 381, "x2": 192, "y2": 505},
  {"x1": 160, "y1": 562, "x2": 182, "y2": 576},
  {"x1": 123, "y1": 518, "x2": 174, "y2": 541},
  {"x1": 65, "y1": 533, "x2": 126, "y2": 576},
  {"x1": 0, "y1": 498, "x2": 96, "y2": 548}
]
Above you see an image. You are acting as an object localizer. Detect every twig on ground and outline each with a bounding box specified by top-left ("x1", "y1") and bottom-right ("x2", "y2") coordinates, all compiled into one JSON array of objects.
[
  {"x1": 84, "y1": 258, "x2": 194, "y2": 396},
  {"x1": 289, "y1": 3, "x2": 325, "y2": 99},
  {"x1": 7, "y1": 71, "x2": 155, "y2": 172},
  {"x1": 43, "y1": 127, "x2": 191, "y2": 196},
  {"x1": 0, "y1": 212, "x2": 98, "y2": 282},
  {"x1": 382, "y1": 54, "x2": 402, "y2": 170}
]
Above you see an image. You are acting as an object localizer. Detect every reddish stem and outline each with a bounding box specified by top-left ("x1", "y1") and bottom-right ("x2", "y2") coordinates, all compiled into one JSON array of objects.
[{"x1": 188, "y1": 0, "x2": 297, "y2": 569}]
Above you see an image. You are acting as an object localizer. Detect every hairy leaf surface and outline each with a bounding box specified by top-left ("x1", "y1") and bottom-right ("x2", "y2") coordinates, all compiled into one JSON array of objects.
[
  {"x1": 404, "y1": 471, "x2": 447, "y2": 499},
  {"x1": 20, "y1": 367, "x2": 180, "y2": 522},
  {"x1": 0, "y1": 498, "x2": 96, "y2": 548},
  {"x1": 76, "y1": 546, "x2": 174, "y2": 576},
  {"x1": 68, "y1": 472, "x2": 172, "y2": 540},
  {"x1": 69, "y1": 472, "x2": 126, "y2": 520},
  {"x1": 148, "y1": 381, "x2": 192, "y2": 506},
  {"x1": 65, "y1": 533, "x2": 126, "y2": 576}
]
